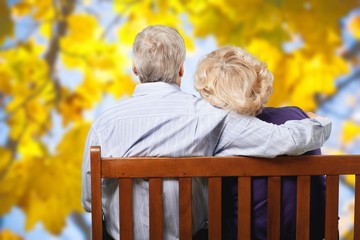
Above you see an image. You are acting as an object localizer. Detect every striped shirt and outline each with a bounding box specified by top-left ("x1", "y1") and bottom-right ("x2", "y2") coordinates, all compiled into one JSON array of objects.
[{"x1": 81, "y1": 82, "x2": 331, "y2": 240}]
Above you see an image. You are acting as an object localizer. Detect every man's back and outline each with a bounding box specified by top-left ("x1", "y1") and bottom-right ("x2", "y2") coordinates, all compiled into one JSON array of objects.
[
  {"x1": 93, "y1": 83, "x2": 226, "y2": 158},
  {"x1": 83, "y1": 82, "x2": 231, "y2": 239},
  {"x1": 221, "y1": 107, "x2": 326, "y2": 240}
]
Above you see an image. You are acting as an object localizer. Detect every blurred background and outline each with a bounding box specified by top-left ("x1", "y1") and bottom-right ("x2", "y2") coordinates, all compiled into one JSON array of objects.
[{"x1": 0, "y1": 0, "x2": 360, "y2": 239}]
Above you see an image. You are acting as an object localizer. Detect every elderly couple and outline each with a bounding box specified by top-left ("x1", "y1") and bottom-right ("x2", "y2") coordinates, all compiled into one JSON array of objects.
[{"x1": 82, "y1": 25, "x2": 330, "y2": 239}]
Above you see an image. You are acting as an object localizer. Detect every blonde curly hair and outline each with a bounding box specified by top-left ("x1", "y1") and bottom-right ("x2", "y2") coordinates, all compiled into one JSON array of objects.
[{"x1": 195, "y1": 46, "x2": 273, "y2": 116}]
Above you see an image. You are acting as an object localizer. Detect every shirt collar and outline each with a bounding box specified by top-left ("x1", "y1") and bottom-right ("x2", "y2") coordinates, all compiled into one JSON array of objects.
[{"x1": 132, "y1": 82, "x2": 182, "y2": 97}]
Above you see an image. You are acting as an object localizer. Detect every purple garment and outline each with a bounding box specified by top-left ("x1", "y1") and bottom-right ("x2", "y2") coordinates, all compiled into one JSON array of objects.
[{"x1": 221, "y1": 106, "x2": 326, "y2": 240}]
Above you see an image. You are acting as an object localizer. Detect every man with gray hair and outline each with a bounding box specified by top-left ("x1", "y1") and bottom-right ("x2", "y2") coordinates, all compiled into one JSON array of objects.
[{"x1": 82, "y1": 25, "x2": 332, "y2": 240}]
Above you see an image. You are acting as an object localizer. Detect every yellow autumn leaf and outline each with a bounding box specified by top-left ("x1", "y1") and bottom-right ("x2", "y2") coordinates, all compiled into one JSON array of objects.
[
  {"x1": 266, "y1": 49, "x2": 348, "y2": 110},
  {"x1": 246, "y1": 38, "x2": 282, "y2": 72},
  {"x1": 114, "y1": 0, "x2": 139, "y2": 13},
  {"x1": 182, "y1": 0, "x2": 208, "y2": 14},
  {"x1": 0, "y1": 229, "x2": 23, "y2": 240},
  {"x1": 66, "y1": 14, "x2": 99, "y2": 42},
  {"x1": 301, "y1": 54, "x2": 337, "y2": 95},
  {"x1": 58, "y1": 95, "x2": 83, "y2": 125},
  {"x1": 11, "y1": 1, "x2": 32, "y2": 17},
  {"x1": 343, "y1": 175, "x2": 355, "y2": 188},
  {"x1": 88, "y1": 53, "x2": 116, "y2": 71},
  {"x1": 17, "y1": 136, "x2": 47, "y2": 158},
  {"x1": 0, "y1": 147, "x2": 11, "y2": 173},
  {"x1": 39, "y1": 21, "x2": 52, "y2": 39},
  {"x1": 31, "y1": 0, "x2": 55, "y2": 21},
  {"x1": 106, "y1": 73, "x2": 136, "y2": 98},
  {"x1": 1, "y1": 42, "x2": 47, "y2": 90},
  {"x1": 60, "y1": 14, "x2": 101, "y2": 60},
  {"x1": 6, "y1": 108, "x2": 26, "y2": 141},
  {"x1": 0, "y1": 66, "x2": 13, "y2": 93},
  {"x1": 326, "y1": 28, "x2": 342, "y2": 46},
  {"x1": 118, "y1": 20, "x2": 147, "y2": 45},
  {"x1": 26, "y1": 99, "x2": 52, "y2": 133},
  {"x1": 75, "y1": 76, "x2": 103, "y2": 108},
  {"x1": 60, "y1": 51, "x2": 86, "y2": 69},
  {"x1": 17, "y1": 157, "x2": 51, "y2": 206},
  {"x1": 87, "y1": 43, "x2": 128, "y2": 73},
  {"x1": 19, "y1": 125, "x2": 89, "y2": 233},
  {"x1": 16, "y1": 159, "x2": 54, "y2": 231},
  {"x1": 0, "y1": 161, "x2": 27, "y2": 215},
  {"x1": 348, "y1": 15, "x2": 360, "y2": 39},
  {"x1": 147, "y1": 8, "x2": 181, "y2": 27},
  {"x1": 342, "y1": 121, "x2": 360, "y2": 144},
  {"x1": 24, "y1": 192, "x2": 67, "y2": 234},
  {"x1": 56, "y1": 123, "x2": 91, "y2": 160},
  {"x1": 188, "y1": 6, "x2": 226, "y2": 39}
]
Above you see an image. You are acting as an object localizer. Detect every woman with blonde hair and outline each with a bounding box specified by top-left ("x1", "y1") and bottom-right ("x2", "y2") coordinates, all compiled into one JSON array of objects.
[
  {"x1": 195, "y1": 46, "x2": 273, "y2": 117},
  {"x1": 195, "y1": 46, "x2": 326, "y2": 240}
]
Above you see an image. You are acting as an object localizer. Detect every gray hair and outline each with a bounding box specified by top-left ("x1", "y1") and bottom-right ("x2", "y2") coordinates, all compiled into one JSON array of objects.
[{"x1": 132, "y1": 25, "x2": 186, "y2": 83}]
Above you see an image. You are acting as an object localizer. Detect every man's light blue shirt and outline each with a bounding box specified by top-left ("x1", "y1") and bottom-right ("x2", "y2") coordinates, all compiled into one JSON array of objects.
[{"x1": 82, "y1": 82, "x2": 331, "y2": 240}]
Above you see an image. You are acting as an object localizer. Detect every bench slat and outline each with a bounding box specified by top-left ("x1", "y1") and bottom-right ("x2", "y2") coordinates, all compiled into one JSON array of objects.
[
  {"x1": 238, "y1": 176, "x2": 251, "y2": 240},
  {"x1": 208, "y1": 177, "x2": 222, "y2": 240},
  {"x1": 119, "y1": 178, "x2": 132, "y2": 240},
  {"x1": 355, "y1": 175, "x2": 360, "y2": 240},
  {"x1": 90, "y1": 146, "x2": 102, "y2": 240},
  {"x1": 268, "y1": 176, "x2": 281, "y2": 240},
  {"x1": 179, "y1": 178, "x2": 192, "y2": 240},
  {"x1": 149, "y1": 178, "x2": 163, "y2": 240},
  {"x1": 296, "y1": 176, "x2": 310, "y2": 240},
  {"x1": 325, "y1": 175, "x2": 339, "y2": 240}
]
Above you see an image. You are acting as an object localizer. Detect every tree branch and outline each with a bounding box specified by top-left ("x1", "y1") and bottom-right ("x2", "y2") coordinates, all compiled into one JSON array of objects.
[{"x1": 44, "y1": 0, "x2": 75, "y2": 82}]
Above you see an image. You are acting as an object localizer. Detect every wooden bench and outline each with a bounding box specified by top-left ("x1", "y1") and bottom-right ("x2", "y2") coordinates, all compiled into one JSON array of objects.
[{"x1": 90, "y1": 146, "x2": 360, "y2": 240}]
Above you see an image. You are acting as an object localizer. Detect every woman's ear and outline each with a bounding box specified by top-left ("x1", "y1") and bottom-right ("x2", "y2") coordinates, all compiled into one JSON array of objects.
[{"x1": 132, "y1": 64, "x2": 138, "y2": 76}]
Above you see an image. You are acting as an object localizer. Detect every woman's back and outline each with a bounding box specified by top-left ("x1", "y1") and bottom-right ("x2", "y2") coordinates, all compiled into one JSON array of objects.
[{"x1": 222, "y1": 106, "x2": 326, "y2": 240}]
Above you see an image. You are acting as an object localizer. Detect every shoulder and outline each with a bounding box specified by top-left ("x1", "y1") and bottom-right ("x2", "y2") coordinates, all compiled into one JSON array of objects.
[
  {"x1": 257, "y1": 106, "x2": 308, "y2": 125},
  {"x1": 91, "y1": 93, "x2": 229, "y2": 131},
  {"x1": 91, "y1": 99, "x2": 131, "y2": 132}
]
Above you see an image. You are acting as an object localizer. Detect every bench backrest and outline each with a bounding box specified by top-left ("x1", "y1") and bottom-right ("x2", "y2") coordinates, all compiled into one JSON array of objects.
[{"x1": 90, "y1": 146, "x2": 360, "y2": 240}]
